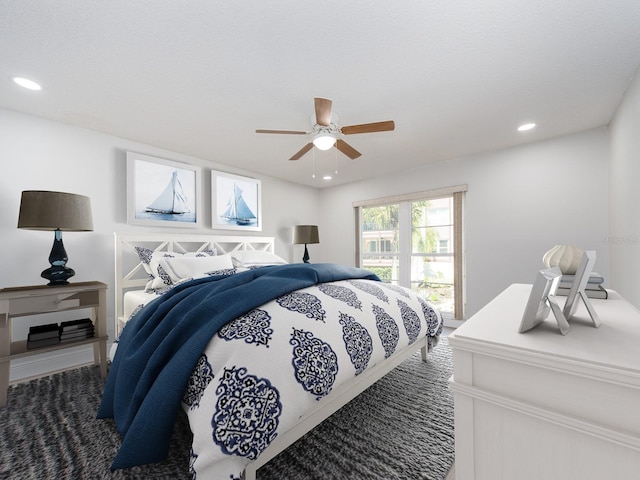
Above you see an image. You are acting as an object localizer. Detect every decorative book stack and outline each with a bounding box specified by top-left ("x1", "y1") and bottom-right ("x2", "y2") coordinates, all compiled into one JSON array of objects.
[
  {"x1": 555, "y1": 272, "x2": 608, "y2": 299},
  {"x1": 59, "y1": 318, "x2": 95, "y2": 343},
  {"x1": 27, "y1": 323, "x2": 61, "y2": 349}
]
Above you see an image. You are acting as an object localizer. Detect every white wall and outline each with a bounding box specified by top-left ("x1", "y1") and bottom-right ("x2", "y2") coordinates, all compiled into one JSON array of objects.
[
  {"x1": 1, "y1": 104, "x2": 625, "y2": 381},
  {"x1": 0, "y1": 108, "x2": 320, "y2": 380},
  {"x1": 319, "y1": 128, "x2": 610, "y2": 318},
  {"x1": 609, "y1": 68, "x2": 640, "y2": 309}
]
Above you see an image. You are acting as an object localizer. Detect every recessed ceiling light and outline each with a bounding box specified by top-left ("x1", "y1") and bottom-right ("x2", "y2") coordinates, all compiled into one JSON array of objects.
[
  {"x1": 13, "y1": 77, "x2": 42, "y2": 91},
  {"x1": 322, "y1": 175, "x2": 332, "y2": 180},
  {"x1": 517, "y1": 122, "x2": 536, "y2": 132}
]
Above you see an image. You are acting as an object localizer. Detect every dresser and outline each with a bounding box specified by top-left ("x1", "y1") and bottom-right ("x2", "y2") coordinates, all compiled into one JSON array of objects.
[{"x1": 448, "y1": 284, "x2": 640, "y2": 479}]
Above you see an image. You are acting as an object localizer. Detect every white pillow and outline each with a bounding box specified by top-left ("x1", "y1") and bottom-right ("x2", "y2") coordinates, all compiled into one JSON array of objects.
[
  {"x1": 230, "y1": 250, "x2": 288, "y2": 268},
  {"x1": 160, "y1": 254, "x2": 235, "y2": 283},
  {"x1": 134, "y1": 247, "x2": 217, "y2": 291}
]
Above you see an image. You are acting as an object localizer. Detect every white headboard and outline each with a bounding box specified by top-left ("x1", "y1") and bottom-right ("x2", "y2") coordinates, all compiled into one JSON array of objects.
[{"x1": 114, "y1": 233, "x2": 275, "y2": 327}]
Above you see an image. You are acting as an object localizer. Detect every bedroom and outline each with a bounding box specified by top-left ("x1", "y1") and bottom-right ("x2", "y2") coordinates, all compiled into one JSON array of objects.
[{"x1": 1, "y1": 2, "x2": 639, "y2": 479}]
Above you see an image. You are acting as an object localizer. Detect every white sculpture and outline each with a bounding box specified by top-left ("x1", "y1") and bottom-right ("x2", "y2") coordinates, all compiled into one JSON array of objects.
[{"x1": 542, "y1": 244, "x2": 584, "y2": 274}]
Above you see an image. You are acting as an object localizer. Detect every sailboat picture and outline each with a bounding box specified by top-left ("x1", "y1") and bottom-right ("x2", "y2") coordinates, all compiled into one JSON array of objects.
[
  {"x1": 222, "y1": 183, "x2": 256, "y2": 225},
  {"x1": 127, "y1": 152, "x2": 201, "y2": 227},
  {"x1": 145, "y1": 170, "x2": 190, "y2": 215},
  {"x1": 212, "y1": 170, "x2": 261, "y2": 231}
]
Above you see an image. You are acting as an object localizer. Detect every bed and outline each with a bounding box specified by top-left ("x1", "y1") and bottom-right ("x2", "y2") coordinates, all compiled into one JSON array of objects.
[{"x1": 99, "y1": 233, "x2": 444, "y2": 480}]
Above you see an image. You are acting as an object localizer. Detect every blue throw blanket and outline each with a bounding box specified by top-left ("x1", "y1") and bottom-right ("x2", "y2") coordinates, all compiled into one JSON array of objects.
[{"x1": 98, "y1": 263, "x2": 378, "y2": 469}]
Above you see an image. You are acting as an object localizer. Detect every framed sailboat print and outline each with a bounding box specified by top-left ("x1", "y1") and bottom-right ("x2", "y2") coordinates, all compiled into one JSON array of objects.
[
  {"x1": 211, "y1": 170, "x2": 262, "y2": 231},
  {"x1": 126, "y1": 152, "x2": 202, "y2": 228}
]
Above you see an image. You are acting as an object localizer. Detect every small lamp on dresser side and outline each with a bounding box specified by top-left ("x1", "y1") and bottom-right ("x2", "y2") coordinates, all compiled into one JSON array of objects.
[{"x1": 17, "y1": 190, "x2": 94, "y2": 286}]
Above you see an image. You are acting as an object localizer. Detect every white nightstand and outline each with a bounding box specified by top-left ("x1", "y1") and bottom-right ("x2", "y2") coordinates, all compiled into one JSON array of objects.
[{"x1": 0, "y1": 281, "x2": 108, "y2": 407}]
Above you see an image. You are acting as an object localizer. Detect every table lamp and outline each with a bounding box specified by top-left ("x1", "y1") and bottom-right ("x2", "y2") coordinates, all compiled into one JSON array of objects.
[
  {"x1": 17, "y1": 190, "x2": 94, "y2": 285},
  {"x1": 292, "y1": 225, "x2": 319, "y2": 263}
]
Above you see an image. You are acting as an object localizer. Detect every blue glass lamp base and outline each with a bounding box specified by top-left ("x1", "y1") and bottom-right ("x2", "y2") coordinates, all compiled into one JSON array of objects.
[
  {"x1": 41, "y1": 265, "x2": 76, "y2": 286},
  {"x1": 42, "y1": 229, "x2": 76, "y2": 286}
]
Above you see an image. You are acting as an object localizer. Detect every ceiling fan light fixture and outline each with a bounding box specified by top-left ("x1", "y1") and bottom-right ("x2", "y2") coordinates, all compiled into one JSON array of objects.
[
  {"x1": 256, "y1": 97, "x2": 392, "y2": 161},
  {"x1": 313, "y1": 133, "x2": 336, "y2": 151}
]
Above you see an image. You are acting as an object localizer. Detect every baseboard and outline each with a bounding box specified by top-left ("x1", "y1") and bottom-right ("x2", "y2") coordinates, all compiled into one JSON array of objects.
[{"x1": 9, "y1": 345, "x2": 96, "y2": 384}]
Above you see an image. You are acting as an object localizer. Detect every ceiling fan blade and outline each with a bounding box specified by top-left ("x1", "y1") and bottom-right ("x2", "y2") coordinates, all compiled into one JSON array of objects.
[
  {"x1": 256, "y1": 129, "x2": 307, "y2": 135},
  {"x1": 341, "y1": 120, "x2": 395, "y2": 135},
  {"x1": 314, "y1": 97, "x2": 333, "y2": 126},
  {"x1": 289, "y1": 143, "x2": 314, "y2": 161},
  {"x1": 336, "y1": 139, "x2": 362, "y2": 160}
]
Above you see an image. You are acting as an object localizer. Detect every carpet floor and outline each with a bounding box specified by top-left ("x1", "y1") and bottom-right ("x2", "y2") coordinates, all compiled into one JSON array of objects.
[{"x1": 0, "y1": 338, "x2": 454, "y2": 480}]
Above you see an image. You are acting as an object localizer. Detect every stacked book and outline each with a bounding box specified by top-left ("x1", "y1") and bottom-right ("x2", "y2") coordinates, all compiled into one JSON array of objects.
[
  {"x1": 59, "y1": 318, "x2": 95, "y2": 343},
  {"x1": 555, "y1": 272, "x2": 608, "y2": 299},
  {"x1": 27, "y1": 323, "x2": 60, "y2": 349}
]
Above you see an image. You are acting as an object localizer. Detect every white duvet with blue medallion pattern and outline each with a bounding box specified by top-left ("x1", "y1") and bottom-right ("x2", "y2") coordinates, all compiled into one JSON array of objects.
[
  {"x1": 182, "y1": 278, "x2": 441, "y2": 479},
  {"x1": 105, "y1": 265, "x2": 442, "y2": 479}
]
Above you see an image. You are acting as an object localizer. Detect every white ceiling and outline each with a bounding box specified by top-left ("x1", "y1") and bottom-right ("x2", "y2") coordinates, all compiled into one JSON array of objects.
[{"x1": 2, "y1": 1, "x2": 640, "y2": 188}]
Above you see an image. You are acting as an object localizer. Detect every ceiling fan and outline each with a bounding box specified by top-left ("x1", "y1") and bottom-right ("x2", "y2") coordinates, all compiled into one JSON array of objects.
[{"x1": 256, "y1": 97, "x2": 395, "y2": 161}]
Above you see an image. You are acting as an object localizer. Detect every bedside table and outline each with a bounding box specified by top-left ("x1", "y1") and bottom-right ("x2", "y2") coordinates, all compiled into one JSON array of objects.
[{"x1": 0, "y1": 281, "x2": 108, "y2": 407}]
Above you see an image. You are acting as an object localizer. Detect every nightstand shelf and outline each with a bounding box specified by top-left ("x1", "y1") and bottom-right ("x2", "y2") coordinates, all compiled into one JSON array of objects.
[
  {"x1": 10, "y1": 336, "x2": 109, "y2": 357},
  {"x1": 0, "y1": 281, "x2": 108, "y2": 407}
]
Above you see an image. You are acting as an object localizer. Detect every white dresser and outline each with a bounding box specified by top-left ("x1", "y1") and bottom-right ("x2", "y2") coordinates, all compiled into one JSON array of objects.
[{"x1": 448, "y1": 284, "x2": 640, "y2": 480}]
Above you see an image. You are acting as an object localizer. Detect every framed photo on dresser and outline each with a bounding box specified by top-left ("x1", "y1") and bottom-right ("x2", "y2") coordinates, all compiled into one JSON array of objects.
[
  {"x1": 519, "y1": 266, "x2": 567, "y2": 334},
  {"x1": 562, "y1": 250, "x2": 600, "y2": 327}
]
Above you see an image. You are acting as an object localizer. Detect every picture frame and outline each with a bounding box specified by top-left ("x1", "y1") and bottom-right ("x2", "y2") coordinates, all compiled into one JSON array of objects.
[
  {"x1": 126, "y1": 152, "x2": 202, "y2": 228},
  {"x1": 563, "y1": 250, "x2": 600, "y2": 327},
  {"x1": 519, "y1": 267, "x2": 570, "y2": 335},
  {"x1": 211, "y1": 170, "x2": 262, "y2": 231}
]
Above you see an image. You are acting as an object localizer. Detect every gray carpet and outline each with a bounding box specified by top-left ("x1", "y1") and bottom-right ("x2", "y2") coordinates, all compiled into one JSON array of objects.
[{"x1": 0, "y1": 338, "x2": 454, "y2": 480}]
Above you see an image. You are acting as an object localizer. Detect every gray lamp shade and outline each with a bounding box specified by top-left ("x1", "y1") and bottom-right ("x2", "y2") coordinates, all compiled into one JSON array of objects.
[
  {"x1": 18, "y1": 190, "x2": 93, "y2": 231},
  {"x1": 292, "y1": 225, "x2": 319, "y2": 245},
  {"x1": 17, "y1": 190, "x2": 93, "y2": 286}
]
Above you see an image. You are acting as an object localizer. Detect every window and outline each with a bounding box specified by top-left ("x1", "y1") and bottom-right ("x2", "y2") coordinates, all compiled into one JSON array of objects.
[{"x1": 354, "y1": 185, "x2": 466, "y2": 322}]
